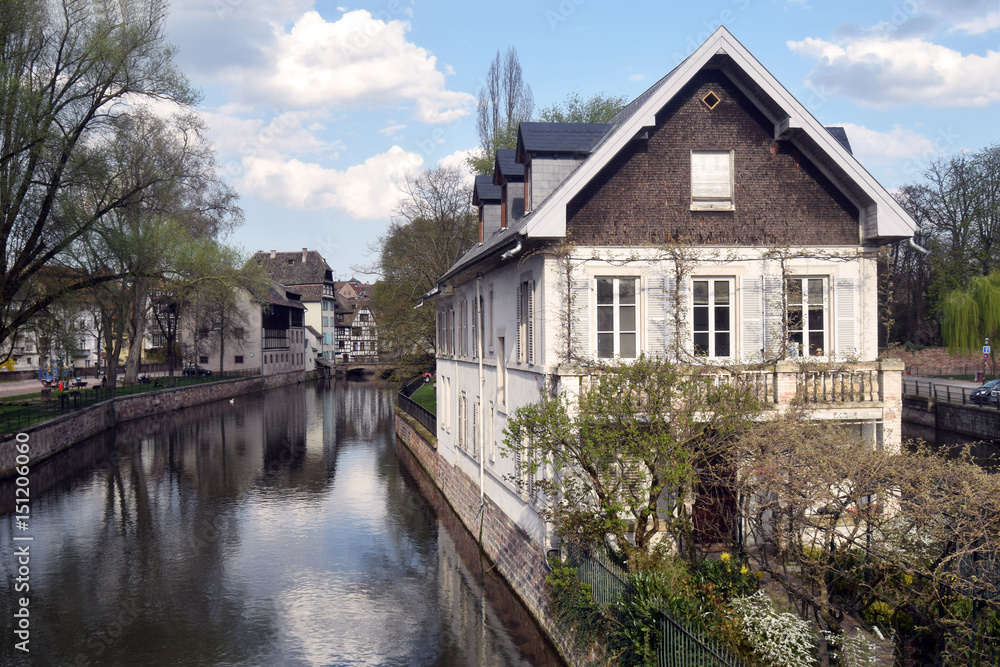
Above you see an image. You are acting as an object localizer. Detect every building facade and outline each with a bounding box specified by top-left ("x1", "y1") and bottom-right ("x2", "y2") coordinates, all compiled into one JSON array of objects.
[{"x1": 428, "y1": 27, "x2": 916, "y2": 554}]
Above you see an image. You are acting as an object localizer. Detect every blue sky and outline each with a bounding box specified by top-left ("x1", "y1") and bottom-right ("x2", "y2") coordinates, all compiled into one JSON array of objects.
[{"x1": 162, "y1": 0, "x2": 1000, "y2": 279}]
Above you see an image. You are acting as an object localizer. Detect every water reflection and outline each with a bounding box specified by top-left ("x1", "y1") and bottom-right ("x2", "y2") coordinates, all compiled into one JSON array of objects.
[
  {"x1": 903, "y1": 421, "x2": 1000, "y2": 470},
  {"x1": 0, "y1": 380, "x2": 562, "y2": 666}
]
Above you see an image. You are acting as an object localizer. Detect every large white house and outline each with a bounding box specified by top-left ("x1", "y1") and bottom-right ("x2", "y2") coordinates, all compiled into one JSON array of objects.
[{"x1": 427, "y1": 27, "x2": 916, "y2": 553}]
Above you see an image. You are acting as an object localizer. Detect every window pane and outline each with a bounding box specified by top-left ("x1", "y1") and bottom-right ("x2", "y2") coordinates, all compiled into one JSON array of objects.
[
  {"x1": 715, "y1": 332, "x2": 730, "y2": 357},
  {"x1": 597, "y1": 278, "x2": 613, "y2": 304},
  {"x1": 693, "y1": 280, "x2": 709, "y2": 305},
  {"x1": 619, "y1": 333, "x2": 636, "y2": 359},
  {"x1": 808, "y1": 279, "x2": 824, "y2": 305},
  {"x1": 598, "y1": 333, "x2": 614, "y2": 358},
  {"x1": 692, "y1": 151, "x2": 731, "y2": 198},
  {"x1": 715, "y1": 306, "x2": 730, "y2": 332},
  {"x1": 787, "y1": 305, "x2": 803, "y2": 331},
  {"x1": 809, "y1": 332, "x2": 823, "y2": 356},
  {"x1": 620, "y1": 306, "x2": 635, "y2": 332},
  {"x1": 714, "y1": 280, "x2": 730, "y2": 305},
  {"x1": 693, "y1": 306, "x2": 709, "y2": 331},
  {"x1": 787, "y1": 279, "x2": 802, "y2": 304},
  {"x1": 619, "y1": 279, "x2": 636, "y2": 304},
  {"x1": 598, "y1": 306, "x2": 613, "y2": 332},
  {"x1": 694, "y1": 333, "x2": 709, "y2": 356},
  {"x1": 808, "y1": 306, "x2": 824, "y2": 331}
]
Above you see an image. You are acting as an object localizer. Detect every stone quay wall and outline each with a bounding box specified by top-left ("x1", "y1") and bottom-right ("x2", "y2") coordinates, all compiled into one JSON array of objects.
[
  {"x1": 0, "y1": 371, "x2": 307, "y2": 477},
  {"x1": 395, "y1": 408, "x2": 589, "y2": 667}
]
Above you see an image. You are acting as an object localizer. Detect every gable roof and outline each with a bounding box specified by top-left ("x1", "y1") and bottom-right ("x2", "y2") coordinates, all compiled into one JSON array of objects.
[
  {"x1": 493, "y1": 149, "x2": 523, "y2": 184},
  {"x1": 516, "y1": 122, "x2": 612, "y2": 158},
  {"x1": 440, "y1": 26, "x2": 916, "y2": 287},
  {"x1": 253, "y1": 250, "x2": 334, "y2": 287},
  {"x1": 525, "y1": 27, "x2": 916, "y2": 243},
  {"x1": 473, "y1": 175, "x2": 501, "y2": 204}
]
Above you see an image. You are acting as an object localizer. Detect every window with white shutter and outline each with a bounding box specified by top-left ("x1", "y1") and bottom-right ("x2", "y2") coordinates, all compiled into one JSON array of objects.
[{"x1": 691, "y1": 150, "x2": 734, "y2": 210}]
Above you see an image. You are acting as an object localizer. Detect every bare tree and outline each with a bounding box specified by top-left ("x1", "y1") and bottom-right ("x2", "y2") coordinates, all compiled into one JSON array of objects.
[{"x1": 470, "y1": 47, "x2": 534, "y2": 175}]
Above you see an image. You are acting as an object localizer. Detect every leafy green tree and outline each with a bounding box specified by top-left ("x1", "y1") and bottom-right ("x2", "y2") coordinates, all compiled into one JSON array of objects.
[
  {"x1": 538, "y1": 91, "x2": 628, "y2": 124},
  {"x1": 503, "y1": 356, "x2": 759, "y2": 566},
  {"x1": 941, "y1": 270, "x2": 1000, "y2": 373},
  {"x1": 0, "y1": 0, "x2": 196, "y2": 363},
  {"x1": 469, "y1": 47, "x2": 534, "y2": 175}
]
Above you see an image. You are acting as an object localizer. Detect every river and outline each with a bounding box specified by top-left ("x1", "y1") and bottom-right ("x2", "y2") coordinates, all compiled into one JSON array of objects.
[{"x1": 0, "y1": 379, "x2": 562, "y2": 666}]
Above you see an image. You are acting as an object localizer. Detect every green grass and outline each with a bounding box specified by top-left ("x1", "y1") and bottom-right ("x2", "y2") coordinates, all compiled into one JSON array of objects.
[{"x1": 410, "y1": 382, "x2": 437, "y2": 414}]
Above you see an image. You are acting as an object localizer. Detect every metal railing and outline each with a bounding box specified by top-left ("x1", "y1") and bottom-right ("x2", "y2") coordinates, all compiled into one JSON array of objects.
[
  {"x1": 397, "y1": 392, "x2": 436, "y2": 434},
  {"x1": 0, "y1": 369, "x2": 261, "y2": 436},
  {"x1": 798, "y1": 369, "x2": 878, "y2": 403},
  {"x1": 904, "y1": 379, "x2": 1000, "y2": 410},
  {"x1": 568, "y1": 546, "x2": 751, "y2": 667}
]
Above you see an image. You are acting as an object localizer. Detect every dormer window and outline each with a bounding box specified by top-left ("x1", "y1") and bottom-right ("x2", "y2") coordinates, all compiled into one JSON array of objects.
[
  {"x1": 524, "y1": 160, "x2": 532, "y2": 213},
  {"x1": 691, "y1": 150, "x2": 734, "y2": 211}
]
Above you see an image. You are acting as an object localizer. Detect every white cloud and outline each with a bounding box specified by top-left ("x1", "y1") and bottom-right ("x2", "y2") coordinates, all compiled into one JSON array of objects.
[
  {"x1": 837, "y1": 123, "x2": 937, "y2": 164},
  {"x1": 231, "y1": 10, "x2": 474, "y2": 122},
  {"x1": 628, "y1": 74, "x2": 645, "y2": 82},
  {"x1": 950, "y1": 8, "x2": 1000, "y2": 34},
  {"x1": 789, "y1": 35, "x2": 1000, "y2": 107},
  {"x1": 378, "y1": 123, "x2": 407, "y2": 138},
  {"x1": 199, "y1": 109, "x2": 344, "y2": 163},
  {"x1": 436, "y1": 149, "x2": 476, "y2": 186},
  {"x1": 238, "y1": 146, "x2": 423, "y2": 218}
]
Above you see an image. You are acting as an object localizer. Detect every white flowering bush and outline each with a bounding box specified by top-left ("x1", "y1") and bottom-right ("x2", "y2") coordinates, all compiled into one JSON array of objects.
[
  {"x1": 729, "y1": 591, "x2": 817, "y2": 667},
  {"x1": 823, "y1": 629, "x2": 882, "y2": 666}
]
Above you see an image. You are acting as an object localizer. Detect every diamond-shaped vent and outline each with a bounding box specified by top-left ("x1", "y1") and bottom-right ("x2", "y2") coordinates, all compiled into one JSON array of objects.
[{"x1": 702, "y1": 91, "x2": 720, "y2": 110}]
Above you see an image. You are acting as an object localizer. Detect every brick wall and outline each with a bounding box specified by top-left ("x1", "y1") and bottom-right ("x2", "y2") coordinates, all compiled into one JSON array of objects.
[
  {"x1": 567, "y1": 69, "x2": 861, "y2": 247},
  {"x1": 0, "y1": 371, "x2": 306, "y2": 477},
  {"x1": 395, "y1": 409, "x2": 589, "y2": 666}
]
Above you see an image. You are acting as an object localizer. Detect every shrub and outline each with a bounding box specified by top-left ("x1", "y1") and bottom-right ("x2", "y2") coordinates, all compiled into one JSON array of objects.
[{"x1": 730, "y1": 591, "x2": 818, "y2": 667}]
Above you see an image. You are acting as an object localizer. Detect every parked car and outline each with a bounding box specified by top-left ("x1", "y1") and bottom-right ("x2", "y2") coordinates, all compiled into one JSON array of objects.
[
  {"x1": 970, "y1": 378, "x2": 1000, "y2": 404},
  {"x1": 183, "y1": 366, "x2": 212, "y2": 377}
]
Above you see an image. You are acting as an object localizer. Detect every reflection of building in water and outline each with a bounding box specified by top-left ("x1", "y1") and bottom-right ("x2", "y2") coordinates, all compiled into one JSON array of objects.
[
  {"x1": 335, "y1": 381, "x2": 393, "y2": 442},
  {"x1": 435, "y1": 528, "x2": 536, "y2": 667}
]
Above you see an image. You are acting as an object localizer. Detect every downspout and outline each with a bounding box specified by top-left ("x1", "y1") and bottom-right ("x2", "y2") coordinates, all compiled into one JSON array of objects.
[
  {"x1": 500, "y1": 239, "x2": 522, "y2": 261},
  {"x1": 477, "y1": 275, "x2": 485, "y2": 504},
  {"x1": 908, "y1": 238, "x2": 930, "y2": 255}
]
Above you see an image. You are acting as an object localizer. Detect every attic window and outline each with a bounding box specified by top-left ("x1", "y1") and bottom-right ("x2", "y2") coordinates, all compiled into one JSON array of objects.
[
  {"x1": 287, "y1": 259, "x2": 294, "y2": 264},
  {"x1": 702, "y1": 91, "x2": 720, "y2": 110}
]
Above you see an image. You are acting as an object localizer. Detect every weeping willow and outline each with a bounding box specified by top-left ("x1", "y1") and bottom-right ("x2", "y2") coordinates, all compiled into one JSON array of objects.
[{"x1": 941, "y1": 271, "x2": 1000, "y2": 357}]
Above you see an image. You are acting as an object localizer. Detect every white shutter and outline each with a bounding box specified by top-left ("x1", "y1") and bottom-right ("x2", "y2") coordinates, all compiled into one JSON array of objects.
[
  {"x1": 471, "y1": 298, "x2": 477, "y2": 357},
  {"x1": 691, "y1": 151, "x2": 733, "y2": 209},
  {"x1": 527, "y1": 280, "x2": 535, "y2": 365},
  {"x1": 472, "y1": 400, "x2": 479, "y2": 458},
  {"x1": 646, "y1": 275, "x2": 666, "y2": 355},
  {"x1": 664, "y1": 276, "x2": 678, "y2": 359},
  {"x1": 835, "y1": 277, "x2": 856, "y2": 360},
  {"x1": 762, "y1": 275, "x2": 784, "y2": 360},
  {"x1": 515, "y1": 282, "x2": 522, "y2": 363},
  {"x1": 571, "y1": 275, "x2": 590, "y2": 359},
  {"x1": 740, "y1": 277, "x2": 764, "y2": 363}
]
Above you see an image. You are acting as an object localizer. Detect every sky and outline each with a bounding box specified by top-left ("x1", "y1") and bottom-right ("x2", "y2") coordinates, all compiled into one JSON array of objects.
[{"x1": 161, "y1": 0, "x2": 1000, "y2": 279}]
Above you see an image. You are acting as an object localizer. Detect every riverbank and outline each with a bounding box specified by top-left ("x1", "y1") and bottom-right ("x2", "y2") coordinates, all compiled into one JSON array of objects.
[{"x1": 0, "y1": 369, "x2": 318, "y2": 478}]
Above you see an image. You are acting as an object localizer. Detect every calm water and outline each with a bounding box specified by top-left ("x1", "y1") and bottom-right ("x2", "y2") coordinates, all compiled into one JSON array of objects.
[{"x1": 0, "y1": 380, "x2": 562, "y2": 666}]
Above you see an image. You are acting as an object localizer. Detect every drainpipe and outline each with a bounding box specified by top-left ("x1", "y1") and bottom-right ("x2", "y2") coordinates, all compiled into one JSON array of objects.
[
  {"x1": 477, "y1": 275, "x2": 485, "y2": 504},
  {"x1": 500, "y1": 238, "x2": 522, "y2": 262},
  {"x1": 908, "y1": 238, "x2": 930, "y2": 255}
]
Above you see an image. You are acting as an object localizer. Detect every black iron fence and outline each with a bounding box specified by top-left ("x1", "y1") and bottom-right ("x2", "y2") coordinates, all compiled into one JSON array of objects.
[
  {"x1": 397, "y1": 392, "x2": 436, "y2": 435},
  {"x1": 568, "y1": 545, "x2": 751, "y2": 667},
  {"x1": 0, "y1": 369, "x2": 261, "y2": 436}
]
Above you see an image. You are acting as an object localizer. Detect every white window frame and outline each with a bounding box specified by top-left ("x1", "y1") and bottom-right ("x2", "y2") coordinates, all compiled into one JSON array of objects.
[
  {"x1": 596, "y1": 276, "x2": 639, "y2": 360},
  {"x1": 691, "y1": 277, "x2": 734, "y2": 358},
  {"x1": 690, "y1": 150, "x2": 734, "y2": 211},
  {"x1": 786, "y1": 276, "x2": 828, "y2": 358}
]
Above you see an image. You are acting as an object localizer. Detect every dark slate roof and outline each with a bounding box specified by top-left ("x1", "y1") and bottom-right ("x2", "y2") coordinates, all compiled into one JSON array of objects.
[
  {"x1": 473, "y1": 175, "x2": 501, "y2": 204},
  {"x1": 493, "y1": 149, "x2": 523, "y2": 183},
  {"x1": 253, "y1": 250, "x2": 334, "y2": 287},
  {"x1": 294, "y1": 284, "x2": 323, "y2": 303},
  {"x1": 825, "y1": 126, "x2": 853, "y2": 155},
  {"x1": 267, "y1": 283, "x2": 305, "y2": 309},
  {"x1": 518, "y1": 122, "x2": 612, "y2": 154}
]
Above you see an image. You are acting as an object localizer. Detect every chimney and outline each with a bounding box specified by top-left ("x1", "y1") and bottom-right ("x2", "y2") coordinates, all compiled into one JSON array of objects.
[
  {"x1": 302, "y1": 248, "x2": 308, "y2": 263},
  {"x1": 270, "y1": 250, "x2": 276, "y2": 259}
]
